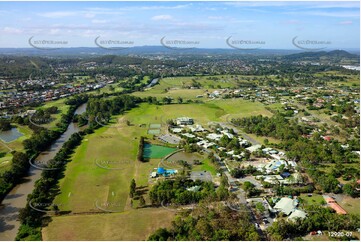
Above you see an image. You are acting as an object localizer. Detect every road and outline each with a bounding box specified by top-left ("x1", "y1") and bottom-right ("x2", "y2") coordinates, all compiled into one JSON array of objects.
[{"x1": 203, "y1": 147, "x2": 266, "y2": 239}]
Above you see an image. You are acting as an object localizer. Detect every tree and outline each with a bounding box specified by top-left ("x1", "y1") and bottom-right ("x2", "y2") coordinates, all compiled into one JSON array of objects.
[
  {"x1": 177, "y1": 97, "x2": 183, "y2": 104},
  {"x1": 130, "y1": 179, "x2": 136, "y2": 198},
  {"x1": 0, "y1": 119, "x2": 11, "y2": 131},
  {"x1": 242, "y1": 181, "x2": 255, "y2": 192},
  {"x1": 162, "y1": 97, "x2": 172, "y2": 104},
  {"x1": 139, "y1": 196, "x2": 146, "y2": 207},
  {"x1": 52, "y1": 204, "x2": 59, "y2": 215},
  {"x1": 230, "y1": 168, "x2": 244, "y2": 178},
  {"x1": 343, "y1": 183, "x2": 356, "y2": 197},
  {"x1": 148, "y1": 228, "x2": 171, "y2": 241}
]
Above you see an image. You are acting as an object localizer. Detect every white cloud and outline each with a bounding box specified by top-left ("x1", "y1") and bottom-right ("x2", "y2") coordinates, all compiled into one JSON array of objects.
[
  {"x1": 285, "y1": 10, "x2": 360, "y2": 18},
  {"x1": 339, "y1": 21, "x2": 353, "y2": 25},
  {"x1": 208, "y1": 16, "x2": 224, "y2": 20},
  {"x1": 38, "y1": 11, "x2": 77, "y2": 18},
  {"x1": 92, "y1": 19, "x2": 108, "y2": 24},
  {"x1": 151, "y1": 15, "x2": 173, "y2": 21},
  {"x1": 3, "y1": 27, "x2": 23, "y2": 34}
]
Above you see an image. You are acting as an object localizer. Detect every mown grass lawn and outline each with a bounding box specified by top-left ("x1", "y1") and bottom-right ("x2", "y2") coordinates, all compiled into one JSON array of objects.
[
  {"x1": 299, "y1": 194, "x2": 325, "y2": 206},
  {"x1": 42, "y1": 208, "x2": 175, "y2": 241}
]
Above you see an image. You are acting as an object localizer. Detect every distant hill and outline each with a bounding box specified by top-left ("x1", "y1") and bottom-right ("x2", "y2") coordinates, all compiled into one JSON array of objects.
[
  {"x1": 284, "y1": 50, "x2": 359, "y2": 60},
  {"x1": 0, "y1": 47, "x2": 304, "y2": 57},
  {"x1": 0, "y1": 47, "x2": 359, "y2": 60}
]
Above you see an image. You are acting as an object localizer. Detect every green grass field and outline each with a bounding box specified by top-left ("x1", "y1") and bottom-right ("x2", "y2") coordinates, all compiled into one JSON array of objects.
[
  {"x1": 42, "y1": 208, "x2": 175, "y2": 241},
  {"x1": 38, "y1": 98, "x2": 70, "y2": 130},
  {"x1": 143, "y1": 144, "x2": 177, "y2": 159},
  {"x1": 338, "y1": 196, "x2": 360, "y2": 216},
  {"x1": 192, "y1": 158, "x2": 218, "y2": 175},
  {"x1": 52, "y1": 122, "x2": 138, "y2": 213},
  {"x1": 299, "y1": 194, "x2": 325, "y2": 206},
  {"x1": 132, "y1": 75, "x2": 261, "y2": 101}
]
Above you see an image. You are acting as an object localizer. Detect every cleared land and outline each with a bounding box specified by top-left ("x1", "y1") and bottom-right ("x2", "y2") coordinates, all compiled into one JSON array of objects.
[
  {"x1": 42, "y1": 208, "x2": 175, "y2": 241},
  {"x1": 45, "y1": 93, "x2": 277, "y2": 239}
]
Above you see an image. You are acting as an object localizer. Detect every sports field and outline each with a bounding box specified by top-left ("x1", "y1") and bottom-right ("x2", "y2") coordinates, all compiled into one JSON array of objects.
[{"x1": 143, "y1": 143, "x2": 177, "y2": 159}]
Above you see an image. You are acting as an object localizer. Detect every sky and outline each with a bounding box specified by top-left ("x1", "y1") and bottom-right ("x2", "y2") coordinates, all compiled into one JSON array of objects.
[{"x1": 0, "y1": 1, "x2": 359, "y2": 50}]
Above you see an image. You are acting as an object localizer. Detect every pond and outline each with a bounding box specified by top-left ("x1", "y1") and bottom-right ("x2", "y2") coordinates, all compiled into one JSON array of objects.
[
  {"x1": 0, "y1": 127, "x2": 24, "y2": 143},
  {"x1": 143, "y1": 143, "x2": 177, "y2": 159}
]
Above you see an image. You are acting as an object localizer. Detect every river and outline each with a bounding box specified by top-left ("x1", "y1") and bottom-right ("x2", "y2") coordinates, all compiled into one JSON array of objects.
[{"x1": 0, "y1": 103, "x2": 87, "y2": 241}]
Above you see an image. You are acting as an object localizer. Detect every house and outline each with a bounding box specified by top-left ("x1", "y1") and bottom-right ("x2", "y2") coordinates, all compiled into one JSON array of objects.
[
  {"x1": 186, "y1": 186, "x2": 201, "y2": 192},
  {"x1": 176, "y1": 117, "x2": 194, "y2": 125},
  {"x1": 325, "y1": 197, "x2": 347, "y2": 215},
  {"x1": 197, "y1": 140, "x2": 215, "y2": 149},
  {"x1": 171, "y1": 128, "x2": 183, "y2": 133},
  {"x1": 190, "y1": 125, "x2": 205, "y2": 132},
  {"x1": 182, "y1": 133, "x2": 196, "y2": 138},
  {"x1": 288, "y1": 209, "x2": 307, "y2": 222},
  {"x1": 220, "y1": 130, "x2": 234, "y2": 139},
  {"x1": 246, "y1": 144, "x2": 262, "y2": 153},
  {"x1": 206, "y1": 133, "x2": 223, "y2": 141},
  {"x1": 256, "y1": 175, "x2": 284, "y2": 184},
  {"x1": 273, "y1": 197, "x2": 298, "y2": 216},
  {"x1": 281, "y1": 172, "x2": 291, "y2": 179}
]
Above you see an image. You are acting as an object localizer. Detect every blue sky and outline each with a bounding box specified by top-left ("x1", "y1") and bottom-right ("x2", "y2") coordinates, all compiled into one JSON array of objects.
[{"x1": 0, "y1": 1, "x2": 359, "y2": 50}]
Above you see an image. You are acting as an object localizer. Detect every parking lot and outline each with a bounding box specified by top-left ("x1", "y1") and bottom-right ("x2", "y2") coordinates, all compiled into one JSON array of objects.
[
  {"x1": 190, "y1": 171, "x2": 212, "y2": 182},
  {"x1": 158, "y1": 134, "x2": 181, "y2": 144}
]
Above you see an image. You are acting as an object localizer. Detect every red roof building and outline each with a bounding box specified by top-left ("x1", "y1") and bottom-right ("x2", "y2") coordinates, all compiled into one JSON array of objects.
[{"x1": 325, "y1": 197, "x2": 347, "y2": 215}]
